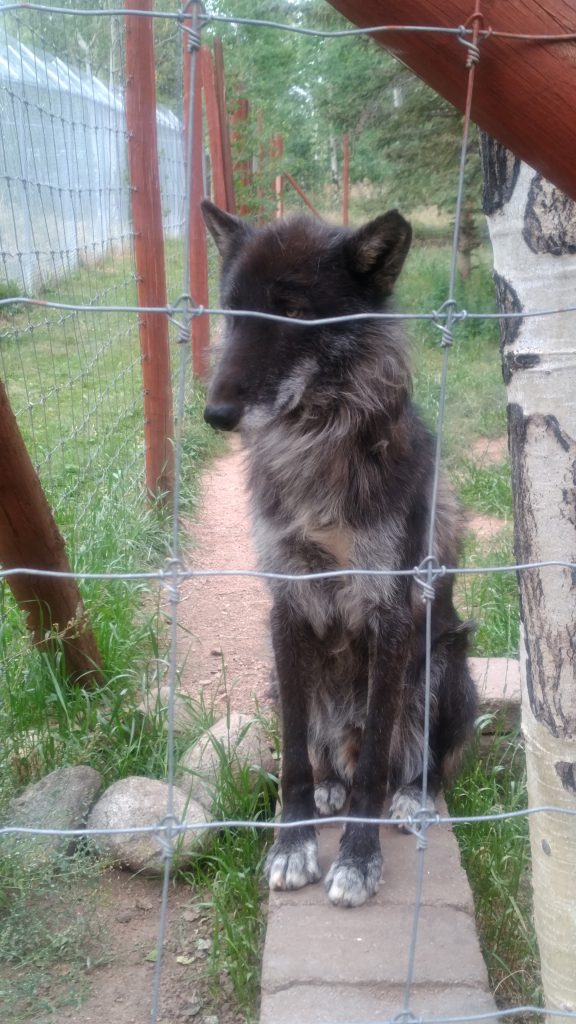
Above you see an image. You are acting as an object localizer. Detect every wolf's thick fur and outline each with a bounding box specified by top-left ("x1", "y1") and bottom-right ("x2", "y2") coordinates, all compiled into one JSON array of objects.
[{"x1": 202, "y1": 201, "x2": 477, "y2": 907}]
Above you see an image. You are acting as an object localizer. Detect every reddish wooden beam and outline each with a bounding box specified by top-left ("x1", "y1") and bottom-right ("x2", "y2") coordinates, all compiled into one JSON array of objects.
[
  {"x1": 342, "y1": 134, "x2": 350, "y2": 225},
  {"x1": 213, "y1": 38, "x2": 236, "y2": 213},
  {"x1": 328, "y1": 0, "x2": 576, "y2": 201},
  {"x1": 231, "y1": 95, "x2": 252, "y2": 216},
  {"x1": 271, "y1": 133, "x2": 284, "y2": 219},
  {"x1": 201, "y1": 46, "x2": 227, "y2": 211},
  {"x1": 283, "y1": 172, "x2": 323, "y2": 220},
  {"x1": 124, "y1": 0, "x2": 174, "y2": 499},
  {"x1": 183, "y1": 19, "x2": 210, "y2": 380},
  {"x1": 0, "y1": 380, "x2": 103, "y2": 686}
]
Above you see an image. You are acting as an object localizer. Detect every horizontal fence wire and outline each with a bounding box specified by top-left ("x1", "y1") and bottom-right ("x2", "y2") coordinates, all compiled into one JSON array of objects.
[
  {"x1": 6, "y1": 295, "x2": 576, "y2": 322},
  {"x1": 1, "y1": 4, "x2": 575, "y2": 1024}
]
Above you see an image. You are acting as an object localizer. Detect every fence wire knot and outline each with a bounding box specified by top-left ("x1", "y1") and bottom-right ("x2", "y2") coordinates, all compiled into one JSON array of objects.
[
  {"x1": 432, "y1": 299, "x2": 466, "y2": 347},
  {"x1": 168, "y1": 293, "x2": 205, "y2": 343},
  {"x1": 179, "y1": 1, "x2": 206, "y2": 51},
  {"x1": 413, "y1": 556, "x2": 444, "y2": 602},
  {"x1": 457, "y1": 24, "x2": 481, "y2": 67},
  {"x1": 156, "y1": 814, "x2": 181, "y2": 862},
  {"x1": 393, "y1": 1012, "x2": 420, "y2": 1024},
  {"x1": 162, "y1": 558, "x2": 185, "y2": 605},
  {"x1": 406, "y1": 807, "x2": 441, "y2": 851}
]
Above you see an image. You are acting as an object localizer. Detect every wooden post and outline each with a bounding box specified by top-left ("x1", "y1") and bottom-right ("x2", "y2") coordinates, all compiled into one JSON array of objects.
[
  {"x1": 342, "y1": 134, "x2": 350, "y2": 225},
  {"x1": 256, "y1": 109, "x2": 266, "y2": 223},
  {"x1": 201, "y1": 46, "x2": 227, "y2": 210},
  {"x1": 271, "y1": 134, "x2": 284, "y2": 219},
  {"x1": 213, "y1": 38, "x2": 236, "y2": 213},
  {"x1": 231, "y1": 95, "x2": 252, "y2": 216},
  {"x1": 0, "y1": 380, "x2": 103, "y2": 685},
  {"x1": 124, "y1": 0, "x2": 174, "y2": 499},
  {"x1": 182, "y1": 7, "x2": 210, "y2": 380},
  {"x1": 283, "y1": 172, "x2": 323, "y2": 219}
]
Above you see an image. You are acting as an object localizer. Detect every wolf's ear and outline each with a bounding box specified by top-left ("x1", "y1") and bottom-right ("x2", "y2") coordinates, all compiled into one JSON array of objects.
[
  {"x1": 201, "y1": 199, "x2": 249, "y2": 260},
  {"x1": 347, "y1": 210, "x2": 412, "y2": 295}
]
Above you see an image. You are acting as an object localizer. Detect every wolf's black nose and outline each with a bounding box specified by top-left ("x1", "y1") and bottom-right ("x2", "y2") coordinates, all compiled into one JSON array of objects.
[{"x1": 204, "y1": 403, "x2": 241, "y2": 431}]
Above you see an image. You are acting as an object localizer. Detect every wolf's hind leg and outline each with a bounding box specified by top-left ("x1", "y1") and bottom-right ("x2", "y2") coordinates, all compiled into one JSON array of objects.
[
  {"x1": 389, "y1": 776, "x2": 438, "y2": 832},
  {"x1": 314, "y1": 779, "x2": 348, "y2": 816}
]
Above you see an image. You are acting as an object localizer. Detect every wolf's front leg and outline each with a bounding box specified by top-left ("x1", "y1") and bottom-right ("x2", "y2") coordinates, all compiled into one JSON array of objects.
[
  {"x1": 325, "y1": 610, "x2": 410, "y2": 907},
  {"x1": 264, "y1": 600, "x2": 321, "y2": 891}
]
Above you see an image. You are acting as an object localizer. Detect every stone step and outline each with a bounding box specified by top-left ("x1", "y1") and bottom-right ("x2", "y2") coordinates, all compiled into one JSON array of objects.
[
  {"x1": 260, "y1": 800, "x2": 495, "y2": 1024},
  {"x1": 470, "y1": 656, "x2": 521, "y2": 733},
  {"x1": 259, "y1": 657, "x2": 521, "y2": 1023}
]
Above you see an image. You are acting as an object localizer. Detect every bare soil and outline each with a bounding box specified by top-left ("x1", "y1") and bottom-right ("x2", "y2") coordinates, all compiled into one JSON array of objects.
[
  {"x1": 177, "y1": 436, "x2": 273, "y2": 717},
  {"x1": 52, "y1": 872, "x2": 242, "y2": 1024},
  {"x1": 470, "y1": 435, "x2": 508, "y2": 467},
  {"x1": 467, "y1": 435, "x2": 510, "y2": 542}
]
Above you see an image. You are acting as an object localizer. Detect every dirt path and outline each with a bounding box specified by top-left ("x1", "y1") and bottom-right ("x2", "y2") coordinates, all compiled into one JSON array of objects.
[{"x1": 177, "y1": 437, "x2": 273, "y2": 717}]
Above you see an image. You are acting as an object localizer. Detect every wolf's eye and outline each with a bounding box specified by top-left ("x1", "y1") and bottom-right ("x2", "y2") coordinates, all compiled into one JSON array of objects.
[{"x1": 285, "y1": 307, "x2": 303, "y2": 319}]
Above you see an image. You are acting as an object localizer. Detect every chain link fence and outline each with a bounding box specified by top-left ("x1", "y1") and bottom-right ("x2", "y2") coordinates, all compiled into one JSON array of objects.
[{"x1": 1, "y1": 4, "x2": 576, "y2": 1024}]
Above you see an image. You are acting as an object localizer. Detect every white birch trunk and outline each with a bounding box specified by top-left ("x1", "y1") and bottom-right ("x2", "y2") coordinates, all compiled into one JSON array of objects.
[{"x1": 480, "y1": 136, "x2": 576, "y2": 1021}]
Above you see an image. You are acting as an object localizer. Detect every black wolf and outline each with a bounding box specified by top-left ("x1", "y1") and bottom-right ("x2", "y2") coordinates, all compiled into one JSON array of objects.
[{"x1": 201, "y1": 200, "x2": 476, "y2": 907}]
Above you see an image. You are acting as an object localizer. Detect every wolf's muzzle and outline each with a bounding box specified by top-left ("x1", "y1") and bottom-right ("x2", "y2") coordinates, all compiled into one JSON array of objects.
[{"x1": 203, "y1": 402, "x2": 242, "y2": 431}]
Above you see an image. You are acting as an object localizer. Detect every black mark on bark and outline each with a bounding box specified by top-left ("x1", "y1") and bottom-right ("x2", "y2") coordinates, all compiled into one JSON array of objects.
[
  {"x1": 494, "y1": 273, "x2": 523, "y2": 361},
  {"x1": 523, "y1": 176, "x2": 576, "y2": 256},
  {"x1": 502, "y1": 351, "x2": 540, "y2": 386},
  {"x1": 480, "y1": 134, "x2": 521, "y2": 214},
  {"x1": 555, "y1": 761, "x2": 576, "y2": 794}
]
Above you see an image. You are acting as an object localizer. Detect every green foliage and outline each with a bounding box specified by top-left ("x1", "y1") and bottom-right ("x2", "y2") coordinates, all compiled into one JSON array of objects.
[{"x1": 205, "y1": 1, "x2": 481, "y2": 217}]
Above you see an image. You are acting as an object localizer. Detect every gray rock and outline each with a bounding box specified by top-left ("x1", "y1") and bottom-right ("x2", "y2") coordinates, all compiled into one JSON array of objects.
[
  {"x1": 4, "y1": 765, "x2": 102, "y2": 868},
  {"x1": 177, "y1": 712, "x2": 277, "y2": 811},
  {"x1": 137, "y1": 685, "x2": 203, "y2": 735},
  {"x1": 86, "y1": 776, "x2": 211, "y2": 875}
]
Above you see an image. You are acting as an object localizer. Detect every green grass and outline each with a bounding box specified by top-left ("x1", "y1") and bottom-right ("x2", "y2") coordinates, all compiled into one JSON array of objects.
[
  {"x1": 0, "y1": 237, "x2": 227, "y2": 1018},
  {"x1": 447, "y1": 729, "x2": 541, "y2": 1008}
]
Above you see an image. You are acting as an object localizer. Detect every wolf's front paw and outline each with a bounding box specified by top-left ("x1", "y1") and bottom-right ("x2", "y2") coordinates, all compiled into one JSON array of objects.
[
  {"x1": 265, "y1": 834, "x2": 321, "y2": 891},
  {"x1": 324, "y1": 852, "x2": 383, "y2": 907}
]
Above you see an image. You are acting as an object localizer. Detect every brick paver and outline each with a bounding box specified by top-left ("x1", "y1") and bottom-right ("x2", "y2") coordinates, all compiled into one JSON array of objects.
[{"x1": 260, "y1": 799, "x2": 495, "y2": 1024}]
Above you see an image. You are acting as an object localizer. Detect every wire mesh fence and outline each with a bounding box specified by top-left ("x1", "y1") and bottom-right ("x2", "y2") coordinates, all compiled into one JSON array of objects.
[{"x1": 1, "y1": 3, "x2": 576, "y2": 1024}]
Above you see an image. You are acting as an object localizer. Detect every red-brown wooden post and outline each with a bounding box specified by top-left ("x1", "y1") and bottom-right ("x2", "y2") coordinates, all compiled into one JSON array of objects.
[
  {"x1": 0, "y1": 380, "x2": 103, "y2": 685},
  {"x1": 213, "y1": 38, "x2": 236, "y2": 213},
  {"x1": 256, "y1": 109, "x2": 266, "y2": 223},
  {"x1": 183, "y1": 7, "x2": 210, "y2": 380},
  {"x1": 271, "y1": 134, "x2": 284, "y2": 218},
  {"x1": 283, "y1": 172, "x2": 323, "y2": 219},
  {"x1": 342, "y1": 134, "x2": 350, "y2": 225},
  {"x1": 201, "y1": 46, "x2": 227, "y2": 211},
  {"x1": 231, "y1": 95, "x2": 252, "y2": 216},
  {"x1": 124, "y1": 0, "x2": 174, "y2": 499}
]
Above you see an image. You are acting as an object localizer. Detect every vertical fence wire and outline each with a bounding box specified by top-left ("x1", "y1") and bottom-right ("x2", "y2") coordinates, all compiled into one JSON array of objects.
[{"x1": 2, "y1": 5, "x2": 576, "y2": 1024}]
